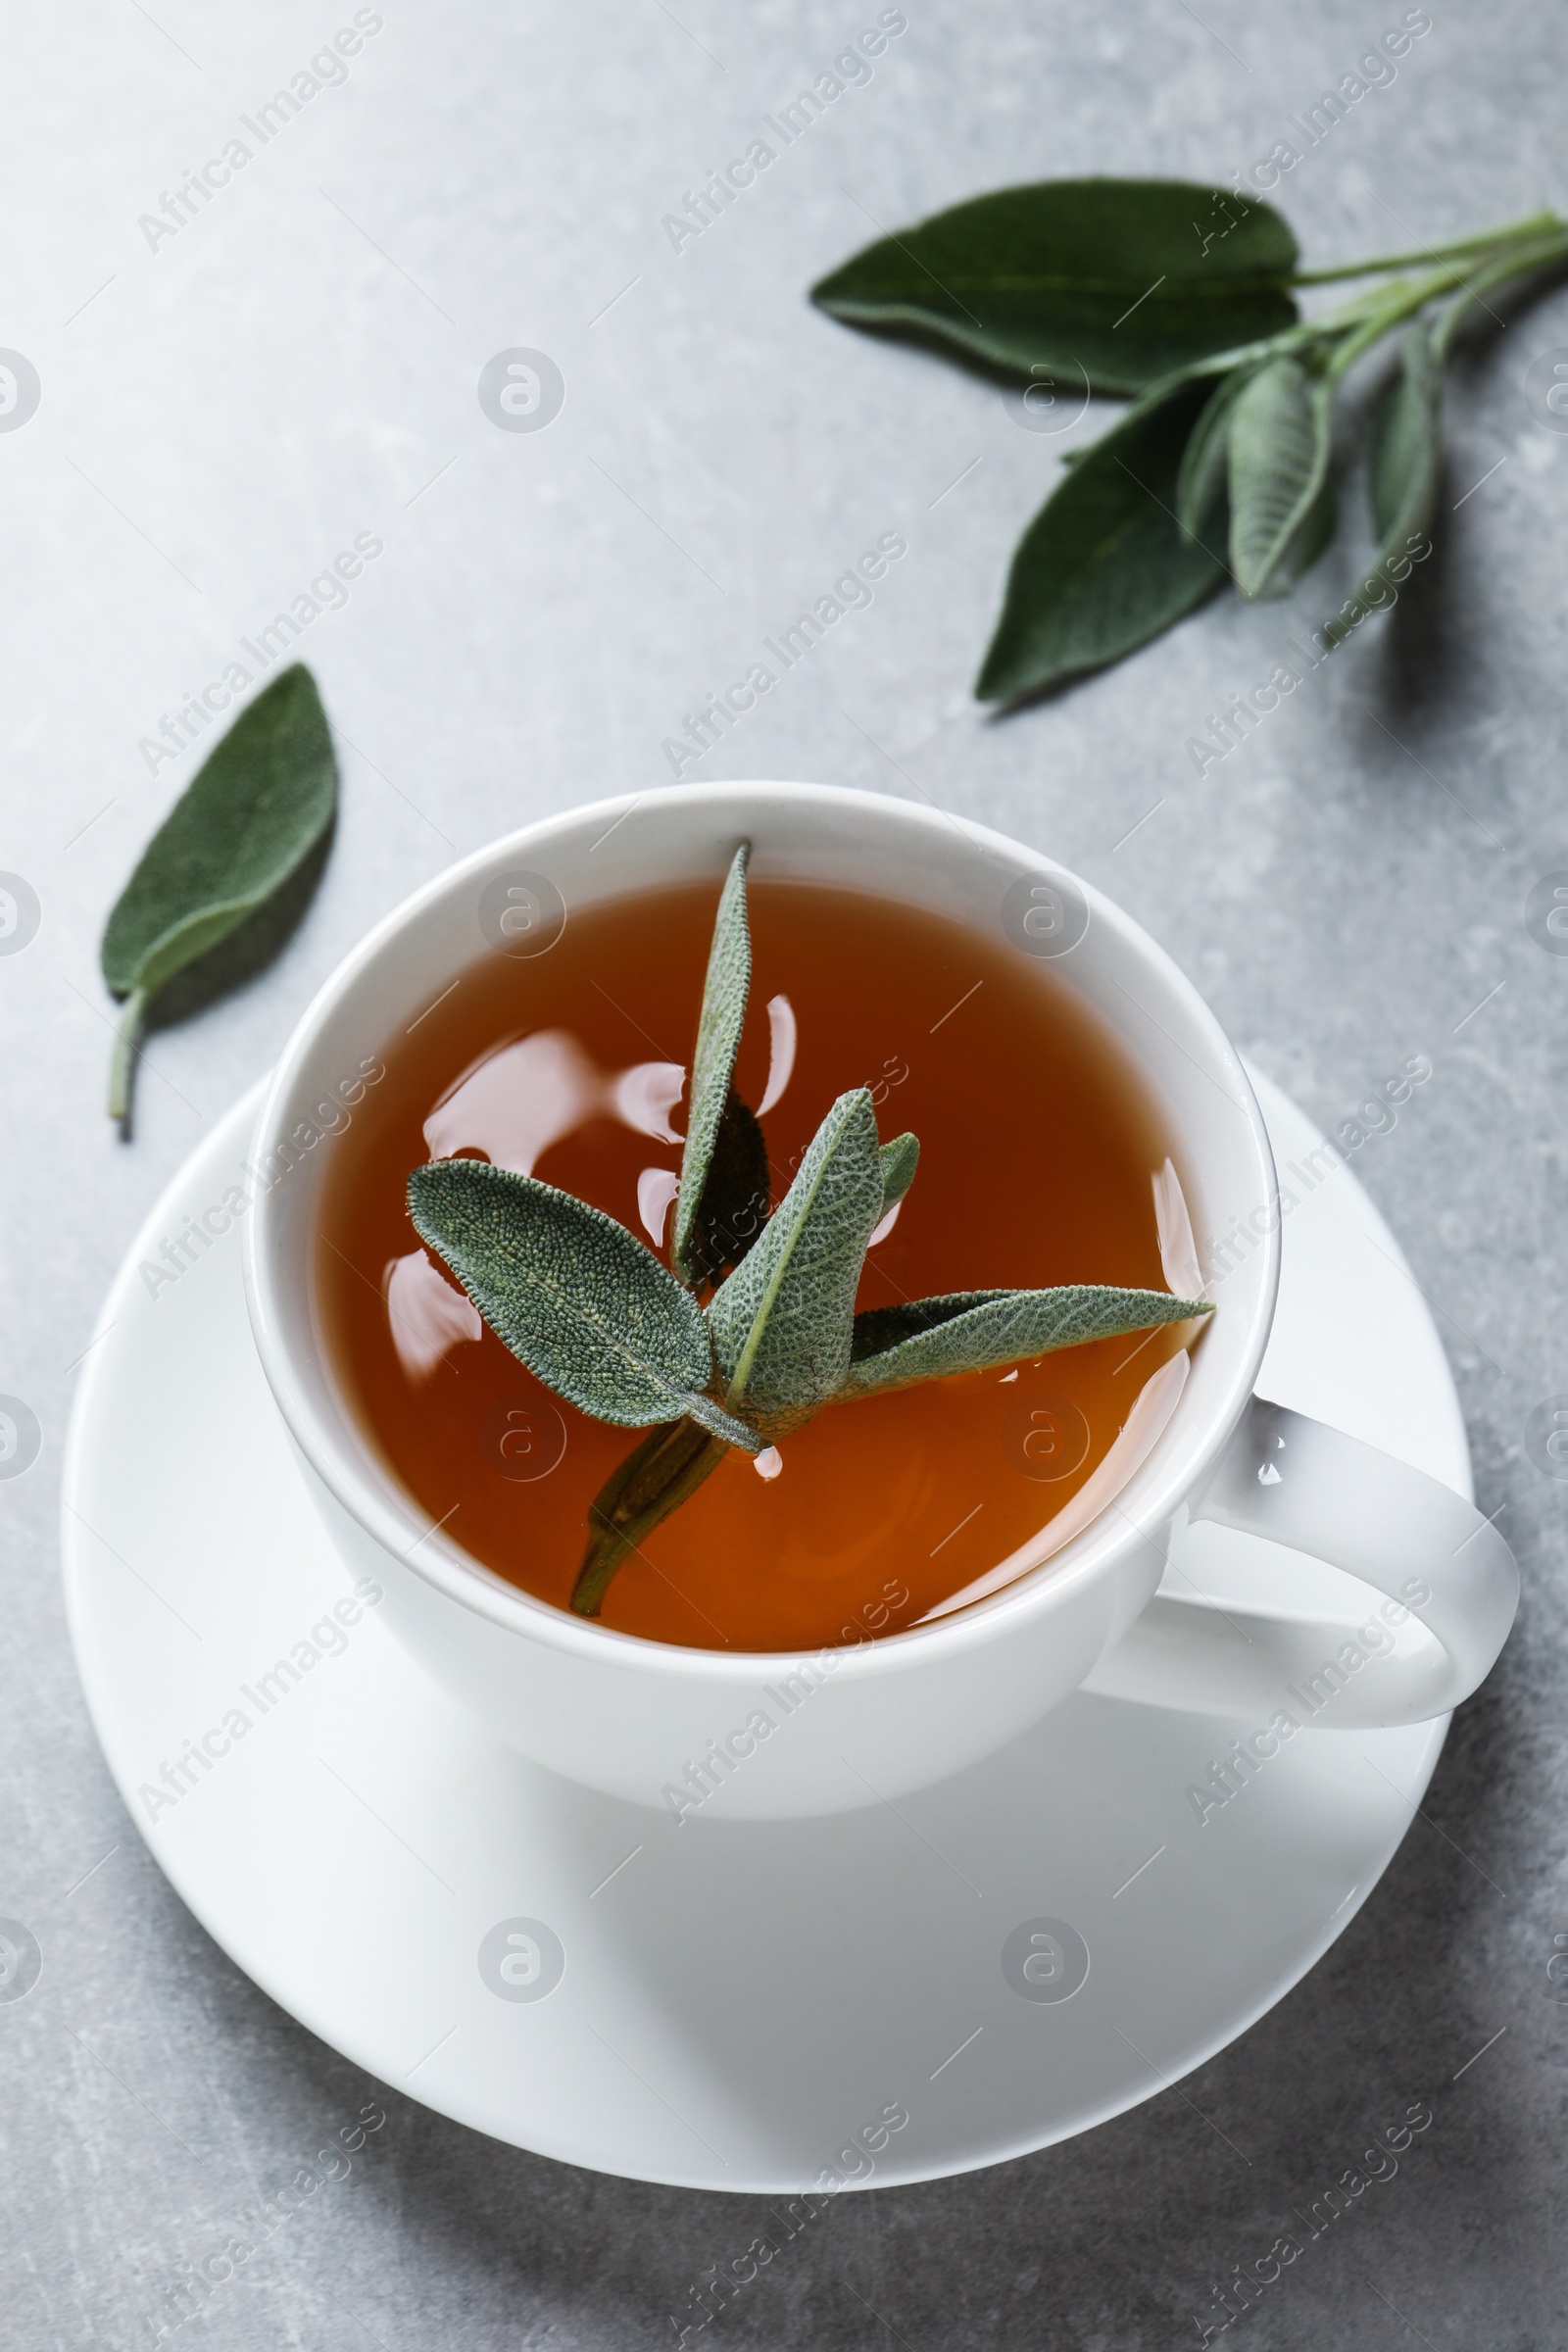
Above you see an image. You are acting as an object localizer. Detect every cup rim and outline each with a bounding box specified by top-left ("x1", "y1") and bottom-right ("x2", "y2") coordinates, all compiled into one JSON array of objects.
[{"x1": 243, "y1": 779, "x2": 1281, "y2": 1685}]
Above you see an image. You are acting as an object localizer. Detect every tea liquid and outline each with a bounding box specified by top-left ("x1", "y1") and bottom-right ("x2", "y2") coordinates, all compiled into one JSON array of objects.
[{"x1": 314, "y1": 879, "x2": 1187, "y2": 1651}]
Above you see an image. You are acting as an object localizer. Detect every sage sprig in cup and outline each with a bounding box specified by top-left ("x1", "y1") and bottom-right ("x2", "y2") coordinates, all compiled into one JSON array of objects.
[
  {"x1": 407, "y1": 845, "x2": 1210, "y2": 1615},
  {"x1": 252, "y1": 784, "x2": 1519, "y2": 1809}
]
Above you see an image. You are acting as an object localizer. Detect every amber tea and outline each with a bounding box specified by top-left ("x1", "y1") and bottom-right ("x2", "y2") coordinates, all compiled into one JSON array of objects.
[{"x1": 314, "y1": 878, "x2": 1193, "y2": 1651}]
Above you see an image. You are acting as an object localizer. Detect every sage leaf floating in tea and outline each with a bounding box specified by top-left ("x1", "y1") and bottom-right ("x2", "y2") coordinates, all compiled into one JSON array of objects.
[
  {"x1": 681, "y1": 1087, "x2": 771, "y2": 1291},
  {"x1": 100, "y1": 664, "x2": 337, "y2": 1135},
  {"x1": 663, "y1": 839, "x2": 771, "y2": 1293},
  {"x1": 811, "y1": 181, "x2": 1568, "y2": 701},
  {"x1": 877, "y1": 1131, "x2": 919, "y2": 1210},
  {"x1": 707, "y1": 1088, "x2": 886, "y2": 1439},
  {"x1": 408, "y1": 847, "x2": 1213, "y2": 1615},
  {"x1": 672, "y1": 841, "x2": 758, "y2": 1289},
  {"x1": 840, "y1": 1285, "x2": 1209, "y2": 1398},
  {"x1": 406, "y1": 1159, "x2": 760, "y2": 1449}
]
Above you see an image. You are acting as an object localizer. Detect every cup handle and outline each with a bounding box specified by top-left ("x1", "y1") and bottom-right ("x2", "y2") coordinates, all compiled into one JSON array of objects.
[{"x1": 1080, "y1": 1396, "x2": 1518, "y2": 1727}]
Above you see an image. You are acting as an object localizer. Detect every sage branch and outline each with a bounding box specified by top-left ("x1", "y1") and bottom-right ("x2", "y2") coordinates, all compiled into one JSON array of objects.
[
  {"x1": 410, "y1": 843, "x2": 1211, "y2": 1614},
  {"x1": 811, "y1": 178, "x2": 1568, "y2": 701}
]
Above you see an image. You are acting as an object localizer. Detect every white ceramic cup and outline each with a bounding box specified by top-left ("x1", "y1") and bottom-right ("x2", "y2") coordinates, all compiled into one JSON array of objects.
[{"x1": 244, "y1": 782, "x2": 1518, "y2": 1817}]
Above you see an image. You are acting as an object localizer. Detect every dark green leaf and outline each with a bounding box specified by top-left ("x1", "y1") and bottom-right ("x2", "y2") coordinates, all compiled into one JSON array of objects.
[
  {"x1": 1324, "y1": 323, "x2": 1442, "y2": 648},
  {"x1": 571, "y1": 1417, "x2": 729, "y2": 1617},
  {"x1": 1226, "y1": 356, "x2": 1336, "y2": 598},
  {"x1": 810, "y1": 178, "x2": 1298, "y2": 395},
  {"x1": 672, "y1": 844, "x2": 752, "y2": 1286},
  {"x1": 840, "y1": 1286, "x2": 1211, "y2": 1397},
  {"x1": 707, "y1": 1089, "x2": 884, "y2": 1436},
  {"x1": 1175, "y1": 366, "x2": 1251, "y2": 544},
  {"x1": 1369, "y1": 325, "x2": 1443, "y2": 540},
  {"x1": 408, "y1": 1158, "x2": 759, "y2": 1446},
  {"x1": 975, "y1": 372, "x2": 1229, "y2": 703},
  {"x1": 878, "y1": 1132, "x2": 919, "y2": 1211},
  {"x1": 100, "y1": 664, "x2": 337, "y2": 1129},
  {"x1": 680, "y1": 1087, "x2": 771, "y2": 1290}
]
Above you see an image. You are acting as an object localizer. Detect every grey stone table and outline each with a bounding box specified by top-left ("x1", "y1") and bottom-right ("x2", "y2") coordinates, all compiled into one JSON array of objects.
[{"x1": 4, "y1": 1, "x2": 1567, "y2": 2343}]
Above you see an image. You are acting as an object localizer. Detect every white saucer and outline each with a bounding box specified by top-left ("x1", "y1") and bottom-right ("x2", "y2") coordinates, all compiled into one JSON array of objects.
[{"x1": 63, "y1": 1070, "x2": 1465, "y2": 2191}]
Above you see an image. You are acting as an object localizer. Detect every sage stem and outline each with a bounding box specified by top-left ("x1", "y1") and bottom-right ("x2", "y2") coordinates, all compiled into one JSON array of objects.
[
  {"x1": 571, "y1": 1417, "x2": 731, "y2": 1617},
  {"x1": 1321, "y1": 235, "x2": 1568, "y2": 385},
  {"x1": 108, "y1": 988, "x2": 148, "y2": 1134},
  {"x1": 1433, "y1": 230, "x2": 1568, "y2": 362},
  {"x1": 1291, "y1": 211, "x2": 1566, "y2": 285}
]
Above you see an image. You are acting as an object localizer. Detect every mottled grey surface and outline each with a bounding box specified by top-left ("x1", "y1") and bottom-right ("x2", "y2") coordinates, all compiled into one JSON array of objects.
[{"x1": 3, "y1": 1, "x2": 1567, "y2": 2345}]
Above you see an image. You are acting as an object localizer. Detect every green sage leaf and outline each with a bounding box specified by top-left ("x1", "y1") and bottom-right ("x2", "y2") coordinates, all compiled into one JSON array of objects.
[
  {"x1": 707, "y1": 1089, "x2": 884, "y2": 1436},
  {"x1": 1226, "y1": 356, "x2": 1336, "y2": 599},
  {"x1": 1175, "y1": 365, "x2": 1251, "y2": 545},
  {"x1": 681, "y1": 1087, "x2": 771, "y2": 1291},
  {"x1": 975, "y1": 372, "x2": 1228, "y2": 703},
  {"x1": 1270, "y1": 469, "x2": 1338, "y2": 595},
  {"x1": 408, "y1": 1158, "x2": 759, "y2": 1446},
  {"x1": 571, "y1": 1417, "x2": 730, "y2": 1617},
  {"x1": 840, "y1": 1286, "x2": 1212, "y2": 1397},
  {"x1": 810, "y1": 179, "x2": 1298, "y2": 396},
  {"x1": 1369, "y1": 325, "x2": 1443, "y2": 540},
  {"x1": 100, "y1": 663, "x2": 337, "y2": 1131},
  {"x1": 672, "y1": 843, "x2": 753, "y2": 1287},
  {"x1": 1324, "y1": 322, "x2": 1442, "y2": 648},
  {"x1": 879, "y1": 1132, "x2": 919, "y2": 1211}
]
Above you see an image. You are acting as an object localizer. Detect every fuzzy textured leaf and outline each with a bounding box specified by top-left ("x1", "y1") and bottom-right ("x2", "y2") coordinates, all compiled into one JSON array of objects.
[
  {"x1": 707, "y1": 1089, "x2": 884, "y2": 1434},
  {"x1": 1175, "y1": 365, "x2": 1251, "y2": 545},
  {"x1": 975, "y1": 371, "x2": 1228, "y2": 702},
  {"x1": 1226, "y1": 357, "x2": 1335, "y2": 599},
  {"x1": 102, "y1": 665, "x2": 337, "y2": 1001},
  {"x1": 840, "y1": 1285, "x2": 1211, "y2": 1397},
  {"x1": 672, "y1": 844, "x2": 753, "y2": 1286},
  {"x1": 1269, "y1": 470, "x2": 1338, "y2": 596},
  {"x1": 1369, "y1": 324, "x2": 1443, "y2": 540},
  {"x1": 878, "y1": 1132, "x2": 919, "y2": 1210},
  {"x1": 408, "y1": 1158, "x2": 757, "y2": 1444},
  {"x1": 1324, "y1": 323, "x2": 1443, "y2": 648},
  {"x1": 810, "y1": 179, "x2": 1298, "y2": 395}
]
